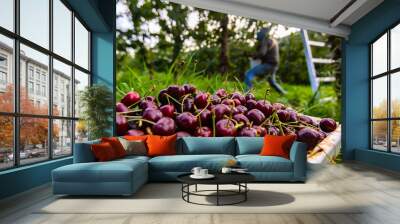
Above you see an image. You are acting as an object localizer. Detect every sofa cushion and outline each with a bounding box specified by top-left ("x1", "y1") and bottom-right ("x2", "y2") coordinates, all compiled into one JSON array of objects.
[
  {"x1": 260, "y1": 135, "x2": 296, "y2": 159},
  {"x1": 118, "y1": 138, "x2": 147, "y2": 156},
  {"x1": 149, "y1": 154, "x2": 235, "y2": 172},
  {"x1": 236, "y1": 155, "x2": 293, "y2": 172},
  {"x1": 147, "y1": 134, "x2": 177, "y2": 157},
  {"x1": 91, "y1": 142, "x2": 118, "y2": 161},
  {"x1": 235, "y1": 137, "x2": 264, "y2": 155},
  {"x1": 101, "y1": 137, "x2": 127, "y2": 158},
  {"x1": 114, "y1": 155, "x2": 150, "y2": 165},
  {"x1": 180, "y1": 137, "x2": 235, "y2": 155},
  {"x1": 53, "y1": 158, "x2": 147, "y2": 183}
]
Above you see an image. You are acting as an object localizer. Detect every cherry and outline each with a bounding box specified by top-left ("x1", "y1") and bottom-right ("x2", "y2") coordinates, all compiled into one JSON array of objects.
[
  {"x1": 116, "y1": 102, "x2": 129, "y2": 113},
  {"x1": 121, "y1": 91, "x2": 140, "y2": 107},
  {"x1": 247, "y1": 109, "x2": 265, "y2": 125},
  {"x1": 160, "y1": 104, "x2": 175, "y2": 118}
]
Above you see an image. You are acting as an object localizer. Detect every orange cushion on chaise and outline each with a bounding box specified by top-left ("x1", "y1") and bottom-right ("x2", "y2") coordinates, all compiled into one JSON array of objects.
[
  {"x1": 101, "y1": 137, "x2": 127, "y2": 158},
  {"x1": 124, "y1": 135, "x2": 148, "y2": 141},
  {"x1": 91, "y1": 142, "x2": 118, "y2": 161},
  {"x1": 259, "y1": 135, "x2": 296, "y2": 159},
  {"x1": 146, "y1": 134, "x2": 177, "y2": 157}
]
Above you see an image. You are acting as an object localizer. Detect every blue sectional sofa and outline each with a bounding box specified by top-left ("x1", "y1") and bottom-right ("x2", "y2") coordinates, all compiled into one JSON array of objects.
[{"x1": 52, "y1": 137, "x2": 307, "y2": 196}]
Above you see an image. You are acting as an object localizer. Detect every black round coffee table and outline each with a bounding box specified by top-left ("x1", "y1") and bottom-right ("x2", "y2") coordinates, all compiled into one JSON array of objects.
[{"x1": 177, "y1": 173, "x2": 255, "y2": 206}]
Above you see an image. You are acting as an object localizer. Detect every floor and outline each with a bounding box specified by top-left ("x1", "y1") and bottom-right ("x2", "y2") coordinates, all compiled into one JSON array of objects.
[{"x1": 0, "y1": 162, "x2": 400, "y2": 224}]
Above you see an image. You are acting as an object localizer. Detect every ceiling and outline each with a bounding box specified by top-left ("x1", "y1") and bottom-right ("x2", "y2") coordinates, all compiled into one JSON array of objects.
[{"x1": 169, "y1": 0, "x2": 384, "y2": 37}]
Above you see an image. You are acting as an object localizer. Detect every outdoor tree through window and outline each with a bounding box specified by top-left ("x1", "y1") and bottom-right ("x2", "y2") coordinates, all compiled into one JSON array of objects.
[
  {"x1": 0, "y1": 0, "x2": 91, "y2": 170},
  {"x1": 371, "y1": 23, "x2": 400, "y2": 153}
]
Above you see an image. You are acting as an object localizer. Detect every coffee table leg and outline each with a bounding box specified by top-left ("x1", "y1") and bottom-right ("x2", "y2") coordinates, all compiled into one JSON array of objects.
[
  {"x1": 216, "y1": 184, "x2": 219, "y2": 206},
  {"x1": 187, "y1": 184, "x2": 190, "y2": 202},
  {"x1": 195, "y1": 184, "x2": 198, "y2": 192},
  {"x1": 245, "y1": 183, "x2": 247, "y2": 201}
]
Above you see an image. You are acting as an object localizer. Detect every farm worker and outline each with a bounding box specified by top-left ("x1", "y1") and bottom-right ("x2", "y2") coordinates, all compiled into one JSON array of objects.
[{"x1": 244, "y1": 28, "x2": 287, "y2": 95}]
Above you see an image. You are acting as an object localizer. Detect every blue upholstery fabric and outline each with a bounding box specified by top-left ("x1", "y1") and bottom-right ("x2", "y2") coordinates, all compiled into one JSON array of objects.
[
  {"x1": 289, "y1": 141, "x2": 308, "y2": 181},
  {"x1": 52, "y1": 158, "x2": 148, "y2": 195},
  {"x1": 180, "y1": 137, "x2": 235, "y2": 155},
  {"x1": 53, "y1": 138, "x2": 307, "y2": 195},
  {"x1": 73, "y1": 140, "x2": 100, "y2": 163},
  {"x1": 117, "y1": 155, "x2": 150, "y2": 163},
  {"x1": 235, "y1": 137, "x2": 264, "y2": 155},
  {"x1": 236, "y1": 155, "x2": 293, "y2": 172},
  {"x1": 149, "y1": 154, "x2": 235, "y2": 172}
]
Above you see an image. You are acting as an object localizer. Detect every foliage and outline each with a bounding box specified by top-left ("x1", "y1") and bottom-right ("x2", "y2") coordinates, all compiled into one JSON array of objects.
[
  {"x1": 117, "y1": 59, "x2": 341, "y2": 121},
  {"x1": 117, "y1": 0, "x2": 341, "y2": 86},
  {"x1": 79, "y1": 84, "x2": 114, "y2": 140},
  {"x1": 0, "y1": 85, "x2": 58, "y2": 150},
  {"x1": 116, "y1": 0, "x2": 342, "y2": 121}
]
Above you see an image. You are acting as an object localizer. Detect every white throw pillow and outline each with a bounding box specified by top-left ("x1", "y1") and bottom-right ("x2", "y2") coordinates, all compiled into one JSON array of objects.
[{"x1": 118, "y1": 137, "x2": 147, "y2": 156}]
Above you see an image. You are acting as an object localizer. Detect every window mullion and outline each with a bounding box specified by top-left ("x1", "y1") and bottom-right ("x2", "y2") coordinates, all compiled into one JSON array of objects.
[
  {"x1": 388, "y1": 30, "x2": 391, "y2": 153},
  {"x1": 48, "y1": 0, "x2": 54, "y2": 160},
  {"x1": 71, "y1": 10, "x2": 76, "y2": 155},
  {"x1": 13, "y1": 0, "x2": 20, "y2": 167},
  {"x1": 370, "y1": 45, "x2": 373, "y2": 149},
  {"x1": 0, "y1": 0, "x2": 85, "y2": 169}
]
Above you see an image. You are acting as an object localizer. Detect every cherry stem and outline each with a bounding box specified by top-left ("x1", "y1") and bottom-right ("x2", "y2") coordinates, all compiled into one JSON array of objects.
[
  {"x1": 127, "y1": 101, "x2": 141, "y2": 109},
  {"x1": 127, "y1": 118, "x2": 156, "y2": 126},
  {"x1": 271, "y1": 112, "x2": 284, "y2": 135},
  {"x1": 118, "y1": 109, "x2": 142, "y2": 115},
  {"x1": 234, "y1": 123, "x2": 245, "y2": 129},
  {"x1": 163, "y1": 93, "x2": 181, "y2": 105},
  {"x1": 297, "y1": 121, "x2": 320, "y2": 130},
  {"x1": 121, "y1": 115, "x2": 142, "y2": 118},
  {"x1": 146, "y1": 127, "x2": 153, "y2": 135},
  {"x1": 195, "y1": 102, "x2": 210, "y2": 118},
  {"x1": 212, "y1": 111, "x2": 216, "y2": 137},
  {"x1": 259, "y1": 116, "x2": 272, "y2": 127},
  {"x1": 263, "y1": 89, "x2": 270, "y2": 102}
]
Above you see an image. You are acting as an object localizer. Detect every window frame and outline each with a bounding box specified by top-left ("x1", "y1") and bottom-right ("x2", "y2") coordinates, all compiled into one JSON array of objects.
[
  {"x1": 0, "y1": 0, "x2": 92, "y2": 171},
  {"x1": 370, "y1": 21, "x2": 400, "y2": 154}
]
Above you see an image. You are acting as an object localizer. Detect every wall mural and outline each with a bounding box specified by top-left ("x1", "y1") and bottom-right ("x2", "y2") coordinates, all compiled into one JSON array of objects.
[{"x1": 116, "y1": 0, "x2": 342, "y2": 163}]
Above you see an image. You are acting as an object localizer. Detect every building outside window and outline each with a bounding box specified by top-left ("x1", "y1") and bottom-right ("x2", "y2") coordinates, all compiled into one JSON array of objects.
[
  {"x1": 35, "y1": 69, "x2": 40, "y2": 81},
  {"x1": 28, "y1": 66, "x2": 34, "y2": 80},
  {"x1": 0, "y1": 54, "x2": 7, "y2": 90},
  {"x1": 0, "y1": 0, "x2": 91, "y2": 170},
  {"x1": 41, "y1": 85, "x2": 46, "y2": 97},
  {"x1": 0, "y1": 71, "x2": 7, "y2": 90},
  {"x1": 35, "y1": 83, "x2": 40, "y2": 95},
  {"x1": 371, "y1": 23, "x2": 400, "y2": 154},
  {"x1": 41, "y1": 73, "x2": 46, "y2": 83},
  {"x1": 28, "y1": 81, "x2": 34, "y2": 94}
]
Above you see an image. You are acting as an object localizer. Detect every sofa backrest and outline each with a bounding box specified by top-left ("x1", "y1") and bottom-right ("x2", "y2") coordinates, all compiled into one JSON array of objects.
[
  {"x1": 73, "y1": 140, "x2": 100, "y2": 163},
  {"x1": 235, "y1": 137, "x2": 264, "y2": 155},
  {"x1": 179, "y1": 137, "x2": 236, "y2": 155}
]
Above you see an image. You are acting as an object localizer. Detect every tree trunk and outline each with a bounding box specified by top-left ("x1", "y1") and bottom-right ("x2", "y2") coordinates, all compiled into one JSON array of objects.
[
  {"x1": 172, "y1": 36, "x2": 183, "y2": 80},
  {"x1": 139, "y1": 36, "x2": 154, "y2": 79},
  {"x1": 219, "y1": 14, "x2": 229, "y2": 74}
]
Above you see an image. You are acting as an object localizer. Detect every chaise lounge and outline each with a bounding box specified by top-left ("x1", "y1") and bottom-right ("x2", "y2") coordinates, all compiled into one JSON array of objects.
[{"x1": 52, "y1": 137, "x2": 307, "y2": 196}]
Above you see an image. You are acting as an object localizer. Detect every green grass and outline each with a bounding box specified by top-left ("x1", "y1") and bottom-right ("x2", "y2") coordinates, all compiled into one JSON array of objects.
[{"x1": 116, "y1": 68, "x2": 341, "y2": 121}]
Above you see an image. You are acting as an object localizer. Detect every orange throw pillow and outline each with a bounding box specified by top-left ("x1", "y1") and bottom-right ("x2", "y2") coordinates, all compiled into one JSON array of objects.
[
  {"x1": 91, "y1": 142, "x2": 117, "y2": 162},
  {"x1": 124, "y1": 135, "x2": 148, "y2": 141},
  {"x1": 260, "y1": 135, "x2": 296, "y2": 159},
  {"x1": 101, "y1": 137, "x2": 126, "y2": 158},
  {"x1": 146, "y1": 134, "x2": 177, "y2": 157}
]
